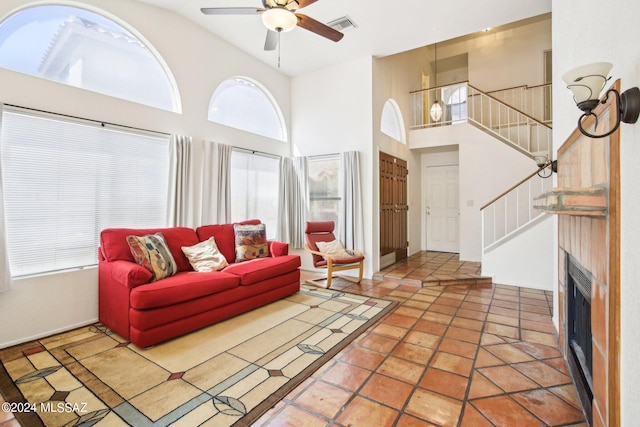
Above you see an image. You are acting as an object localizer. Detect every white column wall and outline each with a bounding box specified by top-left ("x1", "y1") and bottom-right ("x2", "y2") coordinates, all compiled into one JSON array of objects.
[{"x1": 290, "y1": 57, "x2": 375, "y2": 277}]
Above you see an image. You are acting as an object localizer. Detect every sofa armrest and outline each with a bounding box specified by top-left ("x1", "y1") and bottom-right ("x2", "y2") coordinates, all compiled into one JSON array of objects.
[
  {"x1": 268, "y1": 240, "x2": 289, "y2": 257},
  {"x1": 102, "y1": 260, "x2": 152, "y2": 288}
]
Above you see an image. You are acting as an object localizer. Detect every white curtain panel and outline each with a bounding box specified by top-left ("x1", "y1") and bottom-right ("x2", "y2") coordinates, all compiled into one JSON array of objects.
[
  {"x1": 341, "y1": 151, "x2": 364, "y2": 251},
  {"x1": 167, "y1": 134, "x2": 192, "y2": 227},
  {"x1": 201, "y1": 141, "x2": 231, "y2": 225},
  {"x1": 0, "y1": 105, "x2": 13, "y2": 291},
  {"x1": 278, "y1": 156, "x2": 308, "y2": 248}
]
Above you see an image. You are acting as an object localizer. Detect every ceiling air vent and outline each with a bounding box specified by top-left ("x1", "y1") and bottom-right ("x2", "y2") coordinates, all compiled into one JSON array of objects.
[{"x1": 328, "y1": 15, "x2": 357, "y2": 32}]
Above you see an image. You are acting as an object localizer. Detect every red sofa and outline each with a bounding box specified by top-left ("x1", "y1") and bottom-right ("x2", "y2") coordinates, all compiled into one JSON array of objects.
[{"x1": 98, "y1": 220, "x2": 300, "y2": 348}]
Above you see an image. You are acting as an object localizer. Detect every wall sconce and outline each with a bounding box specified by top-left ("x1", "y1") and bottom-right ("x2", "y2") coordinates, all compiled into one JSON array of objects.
[
  {"x1": 533, "y1": 151, "x2": 557, "y2": 178},
  {"x1": 563, "y1": 62, "x2": 640, "y2": 138}
]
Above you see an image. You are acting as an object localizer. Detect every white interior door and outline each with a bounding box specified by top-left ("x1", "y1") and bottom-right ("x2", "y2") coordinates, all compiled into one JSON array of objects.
[{"x1": 425, "y1": 165, "x2": 460, "y2": 252}]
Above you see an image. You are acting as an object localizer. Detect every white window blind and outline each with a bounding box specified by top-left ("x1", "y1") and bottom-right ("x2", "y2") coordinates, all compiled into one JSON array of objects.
[
  {"x1": 0, "y1": 108, "x2": 171, "y2": 277},
  {"x1": 230, "y1": 150, "x2": 280, "y2": 239},
  {"x1": 308, "y1": 154, "x2": 341, "y2": 225}
]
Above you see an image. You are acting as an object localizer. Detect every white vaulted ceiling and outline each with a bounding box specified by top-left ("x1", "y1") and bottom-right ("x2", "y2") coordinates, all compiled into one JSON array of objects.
[{"x1": 136, "y1": 0, "x2": 551, "y2": 76}]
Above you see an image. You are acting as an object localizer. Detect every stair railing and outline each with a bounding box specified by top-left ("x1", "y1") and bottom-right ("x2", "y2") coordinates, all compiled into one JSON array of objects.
[
  {"x1": 410, "y1": 82, "x2": 553, "y2": 160},
  {"x1": 481, "y1": 163, "x2": 554, "y2": 253},
  {"x1": 485, "y1": 83, "x2": 552, "y2": 125},
  {"x1": 466, "y1": 84, "x2": 552, "y2": 160}
]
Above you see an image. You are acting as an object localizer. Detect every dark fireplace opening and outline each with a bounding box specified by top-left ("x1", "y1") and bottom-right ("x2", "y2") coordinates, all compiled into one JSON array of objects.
[{"x1": 566, "y1": 255, "x2": 593, "y2": 425}]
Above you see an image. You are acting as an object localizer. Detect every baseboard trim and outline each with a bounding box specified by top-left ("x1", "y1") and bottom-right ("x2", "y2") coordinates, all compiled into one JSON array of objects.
[{"x1": 0, "y1": 318, "x2": 99, "y2": 349}]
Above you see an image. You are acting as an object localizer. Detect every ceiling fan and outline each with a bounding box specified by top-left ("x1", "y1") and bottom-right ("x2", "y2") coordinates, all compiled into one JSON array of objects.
[{"x1": 201, "y1": 0, "x2": 344, "y2": 52}]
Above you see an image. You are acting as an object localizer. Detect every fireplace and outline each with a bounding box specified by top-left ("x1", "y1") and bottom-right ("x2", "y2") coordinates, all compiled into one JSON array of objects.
[
  {"x1": 566, "y1": 255, "x2": 593, "y2": 425},
  {"x1": 541, "y1": 80, "x2": 620, "y2": 426}
]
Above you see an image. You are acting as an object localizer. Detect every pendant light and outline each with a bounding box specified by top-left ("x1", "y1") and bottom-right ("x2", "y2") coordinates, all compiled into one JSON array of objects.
[{"x1": 430, "y1": 43, "x2": 443, "y2": 122}]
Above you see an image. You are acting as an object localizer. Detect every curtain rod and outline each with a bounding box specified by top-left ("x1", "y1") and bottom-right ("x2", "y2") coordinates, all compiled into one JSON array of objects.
[
  {"x1": 3, "y1": 103, "x2": 172, "y2": 137},
  {"x1": 231, "y1": 145, "x2": 282, "y2": 159}
]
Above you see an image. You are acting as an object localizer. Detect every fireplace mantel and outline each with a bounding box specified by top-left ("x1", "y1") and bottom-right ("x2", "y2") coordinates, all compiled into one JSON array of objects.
[{"x1": 534, "y1": 187, "x2": 607, "y2": 217}]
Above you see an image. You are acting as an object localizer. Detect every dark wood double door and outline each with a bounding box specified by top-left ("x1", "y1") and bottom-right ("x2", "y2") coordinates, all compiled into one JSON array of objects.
[{"x1": 380, "y1": 152, "x2": 408, "y2": 261}]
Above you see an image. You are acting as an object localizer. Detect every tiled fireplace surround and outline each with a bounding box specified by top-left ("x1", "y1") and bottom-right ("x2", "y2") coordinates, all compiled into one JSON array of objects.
[{"x1": 552, "y1": 83, "x2": 620, "y2": 427}]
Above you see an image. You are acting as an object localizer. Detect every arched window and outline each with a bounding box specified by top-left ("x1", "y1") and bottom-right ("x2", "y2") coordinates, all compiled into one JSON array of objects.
[
  {"x1": 208, "y1": 77, "x2": 287, "y2": 141},
  {"x1": 0, "y1": 5, "x2": 180, "y2": 112},
  {"x1": 381, "y1": 99, "x2": 406, "y2": 143}
]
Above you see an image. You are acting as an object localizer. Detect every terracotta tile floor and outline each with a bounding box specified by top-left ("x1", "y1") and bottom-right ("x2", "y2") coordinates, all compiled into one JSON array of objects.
[
  {"x1": 255, "y1": 255, "x2": 587, "y2": 427},
  {"x1": 374, "y1": 251, "x2": 492, "y2": 286},
  {"x1": 1, "y1": 253, "x2": 586, "y2": 427}
]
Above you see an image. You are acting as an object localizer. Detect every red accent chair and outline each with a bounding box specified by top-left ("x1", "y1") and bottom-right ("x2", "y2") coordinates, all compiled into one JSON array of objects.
[{"x1": 304, "y1": 221, "x2": 364, "y2": 289}]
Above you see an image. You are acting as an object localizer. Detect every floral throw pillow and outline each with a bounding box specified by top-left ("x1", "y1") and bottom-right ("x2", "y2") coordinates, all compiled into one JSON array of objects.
[
  {"x1": 234, "y1": 223, "x2": 269, "y2": 263},
  {"x1": 127, "y1": 233, "x2": 177, "y2": 281},
  {"x1": 181, "y1": 237, "x2": 229, "y2": 272}
]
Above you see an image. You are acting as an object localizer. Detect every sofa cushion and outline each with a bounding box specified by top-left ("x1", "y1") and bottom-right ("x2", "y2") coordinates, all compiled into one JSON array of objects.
[
  {"x1": 101, "y1": 227, "x2": 199, "y2": 272},
  {"x1": 195, "y1": 224, "x2": 235, "y2": 265},
  {"x1": 181, "y1": 237, "x2": 229, "y2": 272},
  {"x1": 234, "y1": 223, "x2": 269, "y2": 262},
  {"x1": 130, "y1": 271, "x2": 240, "y2": 310},
  {"x1": 196, "y1": 219, "x2": 262, "y2": 264},
  {"x1": 127, "y1": 233, "x2": 178, "y2": 281},
  {"x1": 222, "y1": 255, "x2": 300, "y2": 285}
]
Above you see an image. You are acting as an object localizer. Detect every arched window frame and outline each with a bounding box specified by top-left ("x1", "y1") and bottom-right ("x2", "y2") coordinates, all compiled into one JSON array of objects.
[
  {"x1": 381, "y1": 99, "x2": 406, "y2": 144},
  {"x1": 0, "y1": 3, "x2": 182, "y2": 113},
  {"x1": 208, "y1": 76, "x2": 288, "y2": 142}
]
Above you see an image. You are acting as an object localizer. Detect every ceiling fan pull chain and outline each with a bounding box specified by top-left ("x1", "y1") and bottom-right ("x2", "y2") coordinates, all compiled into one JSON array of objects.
[{"x1": 278, "y1": 30, "x2": 281, "y2": 68}]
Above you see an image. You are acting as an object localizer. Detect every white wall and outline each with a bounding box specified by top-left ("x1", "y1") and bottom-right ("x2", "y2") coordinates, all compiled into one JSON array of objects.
[
  {"x1": 553, "y1": 0, "x2": 640, "y2": 422},
  {"x1": 467, "y1": 15, "x2": 551, "y2": 91},
  {"x1": 482, "y1": 215, "x2": 554, "y2": 290},
  {"x1": 411, "y1": 123, "x2": 536, "y2": 261},
  {"x1": 0, "y1": 0, "x2": 292, "y2": 348},
  {"x1": 290, "y1": 56, "x2": 374, "y2": 277}
]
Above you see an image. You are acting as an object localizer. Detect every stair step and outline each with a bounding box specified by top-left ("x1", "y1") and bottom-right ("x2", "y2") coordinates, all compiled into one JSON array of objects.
[{"x1": 372, "y1": 273, "x2": 493, "y2": 288}]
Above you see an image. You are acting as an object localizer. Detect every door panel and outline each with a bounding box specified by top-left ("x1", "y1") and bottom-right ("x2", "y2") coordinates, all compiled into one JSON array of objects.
[
  {"x1": 380, "y1": 152, "x2": 408, "y2": 261},
  {"x1": 426, "y1": 165, "x2": 459, "y2": 252}
]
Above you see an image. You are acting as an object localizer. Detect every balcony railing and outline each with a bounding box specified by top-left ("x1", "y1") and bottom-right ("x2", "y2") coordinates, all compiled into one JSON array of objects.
[{"x1": 411, "y1": 82, "x2": 470, "y2": 129}]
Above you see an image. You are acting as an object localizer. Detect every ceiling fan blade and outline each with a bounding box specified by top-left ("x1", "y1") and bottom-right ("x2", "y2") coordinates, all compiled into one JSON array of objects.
[
  {"x1": 200, "y1": 7, "x2": 264, "y2": 15},
  {"x1": 295, "y1": 13, "x2": 344, "y2": 42},
  {"x1": 296, "y1": 0, "x2": 320, "y2": 9},
  {"x1": 264, "y1": 30, "x2": 278, "y2": 51}
]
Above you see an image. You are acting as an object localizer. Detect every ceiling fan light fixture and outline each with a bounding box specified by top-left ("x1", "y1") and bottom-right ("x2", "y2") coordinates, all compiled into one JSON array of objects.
[{"x1": 262, "y1": 8, "x2": 297, "y2": 32}]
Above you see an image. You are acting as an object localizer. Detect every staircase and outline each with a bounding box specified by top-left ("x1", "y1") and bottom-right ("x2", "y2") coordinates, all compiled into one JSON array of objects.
[
  {"x1": 411, "y1": 82, "x2": 552, "y2": 162},
  {"x1": 410, "y1": 82, "x2": 555, "y2": 289}
]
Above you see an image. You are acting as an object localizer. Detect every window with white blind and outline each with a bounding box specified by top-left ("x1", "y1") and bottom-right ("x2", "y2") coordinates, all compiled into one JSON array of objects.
[
  {"x1": 308, "y1": 154, "x2": 341, "y2": 225},
  {"x1": 229, "y1": 150, "x2": 280, "y2": 239},
  {"x1": 0, "y1": 108, "x2": 171, "y2": 277}
]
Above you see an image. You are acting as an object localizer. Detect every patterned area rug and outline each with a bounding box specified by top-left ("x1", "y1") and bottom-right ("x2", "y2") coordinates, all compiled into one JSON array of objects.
[{"x1": 0, "y1": 284, "x2": 395, "y2": 426}]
